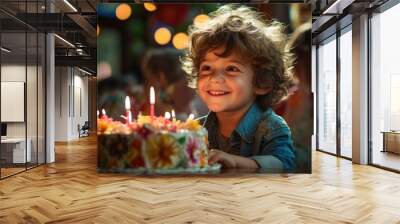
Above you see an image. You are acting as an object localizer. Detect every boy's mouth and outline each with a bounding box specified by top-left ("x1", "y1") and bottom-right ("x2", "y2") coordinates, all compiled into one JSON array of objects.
[{"x1": 207, "y1": 90, "x2": 230, "y2": 96}]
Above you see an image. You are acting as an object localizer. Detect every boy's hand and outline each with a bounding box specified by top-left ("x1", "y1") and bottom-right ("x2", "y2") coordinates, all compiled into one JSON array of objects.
[
  {"x1": 208, "y1": 149, "x2": 261, "y2": 170},
  {"x1": 208, "y1": 149, "x2": 237, "y2": 168}
]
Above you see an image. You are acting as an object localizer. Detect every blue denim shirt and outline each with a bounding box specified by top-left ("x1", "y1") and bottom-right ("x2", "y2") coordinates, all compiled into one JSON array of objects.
[{"x1": 199, "y1": 103, "x2": 296, "y2": 172}]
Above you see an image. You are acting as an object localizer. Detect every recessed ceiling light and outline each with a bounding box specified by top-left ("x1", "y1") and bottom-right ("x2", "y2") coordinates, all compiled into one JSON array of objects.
[
  {"x1": 78, "y1": 67, "x2": 92, "y2": 76},
  {"x1": 63, "y1": 0, "x2": 78, "y2": 12},
  {"x1": 322, "y1": 0, "x2": 354, "y2": 15},
  {"x1": 1, "y1": 47, "x2": 11, "y2": 53},
  {"x1": 54, "y1": 34, "x2": 75, "y2": 48}
]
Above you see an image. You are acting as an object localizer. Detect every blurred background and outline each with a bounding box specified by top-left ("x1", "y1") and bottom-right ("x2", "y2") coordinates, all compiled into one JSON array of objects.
[{"x1": 97, "y1": 3, "x2": 312, "y2": 171}]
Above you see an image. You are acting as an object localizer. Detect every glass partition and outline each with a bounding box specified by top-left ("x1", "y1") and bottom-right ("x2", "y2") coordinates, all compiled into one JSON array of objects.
[
  {"x1": 317, "y1": 35, "x2": 337, "y2": 155},
  {"x1": 1, "y1": 29, "x2": 28, "y2": 177},
  {"x1": 27, "y1": 30, "x2": 38, "y2": 169},
  {"x1": 0, "y1": 0, "x2": 46, "y2": 179},
  {"x1": 339, "y1": 26, "x2": 352, "y2": 158},
  {"x1": 371, "y1": 3, "x2": 400, "y2": 171},
  {"x1": 38, "y1": 32, "x2": 45, "y2": 165}
]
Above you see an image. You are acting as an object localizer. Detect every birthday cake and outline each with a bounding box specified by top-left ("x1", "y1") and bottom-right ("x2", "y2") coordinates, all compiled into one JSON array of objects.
[{"x1": 97, "y1": 114, "x2": 219, "y2": 174}]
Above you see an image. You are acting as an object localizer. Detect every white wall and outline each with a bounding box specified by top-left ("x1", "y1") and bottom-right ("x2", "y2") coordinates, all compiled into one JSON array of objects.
[
  {"x1": 1, "y1": 65, "x2": 35, "y2": 138},
  {"x1": 55, "y1": 66, "x2": 69, "y2": 141},
  {"x1": 54, "y1": 67, "x2": 89, "y2": 141},
  {"x1": 1, "y1": 64, "x2": 45, "y2": 164},
  {"x1": 72, "y1": 72, "x2": 89, "y2": 138}
]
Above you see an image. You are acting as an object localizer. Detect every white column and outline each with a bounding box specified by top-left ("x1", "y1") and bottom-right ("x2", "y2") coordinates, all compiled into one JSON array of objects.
[
  {"x1": 46, "y1": 1, "x2": 55, "y2": 163},
  {"x1": 352, "y1": 14, "x2": 369, "y2": 164}
]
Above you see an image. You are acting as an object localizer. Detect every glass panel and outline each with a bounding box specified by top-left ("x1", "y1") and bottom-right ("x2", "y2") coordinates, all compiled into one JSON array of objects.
[
  {"x1": 1, "y1": 10, "x2": 27, "y2": 177},
  {"x1": 0, "y1": 1, "x2": 46, "y2": 178},
  {"x1": 26, "y1": 0, "x2": 38, "y2": 169},
  {"x1": 38, "y1": 32, "x2": 45, "y2": 165},
  {"x1": 371, "y1": 3, "x2": 400, "y2": 171},
  {"x1": 27, "y1": 30, "x2": 38, "y2": 169},
  {"x1": 339, "y1": 28, "x2": 352, "y2": 158},
  {"x1": 317, "y1": 35, "x2": 337, "y2": 154}
]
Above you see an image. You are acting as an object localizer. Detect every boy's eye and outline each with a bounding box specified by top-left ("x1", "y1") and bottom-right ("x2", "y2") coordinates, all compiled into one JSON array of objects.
[
  {"x1": 226, "y1": 65, "x2": 240, "y2": 72},
  {"x1": 200, "y1": 65, "x2": 211, "y2": 71},
  {"x1": 199, "y1": 65, "x2": 212, "y2": 77}
]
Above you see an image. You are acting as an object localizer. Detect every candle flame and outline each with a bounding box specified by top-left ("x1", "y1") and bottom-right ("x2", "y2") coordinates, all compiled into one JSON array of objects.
[
  {"x1": 125, "y1": 96, "x2": 131, "y2": 110},
  {"x1": 102, "y1": 109, "x2": 106, "y2": 115},
  {"x1": 97, "y1": 110, "x2": 99, "y2": 116},
  {"x1": 171, "y1": 110, "x2": 176, "y2": 118},
  {"x1": 150, "y1": 86, "x2": 155, "y2": 104},
  {"x1": 188, "y1": 113, "x2": 195, "y2": 120},
  {"x1": 164, "y1": 111, "x2": 171, "y2": 119}
]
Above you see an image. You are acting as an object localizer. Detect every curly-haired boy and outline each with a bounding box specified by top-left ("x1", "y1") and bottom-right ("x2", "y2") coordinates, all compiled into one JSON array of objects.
[{"x1": 182, "y1": 5, "x2": 297, "y2": 172}]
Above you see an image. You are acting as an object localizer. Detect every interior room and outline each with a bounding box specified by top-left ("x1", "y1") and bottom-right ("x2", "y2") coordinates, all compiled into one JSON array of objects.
[
  {"x1": 0, "y1": 0, "x2": 399, "y2": 223},
  {"x1": 0, "y1": 11, "x2": 46, "y2": 177}
]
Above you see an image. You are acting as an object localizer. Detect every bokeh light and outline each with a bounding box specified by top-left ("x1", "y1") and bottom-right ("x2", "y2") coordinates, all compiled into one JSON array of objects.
[
  {"x1": 194, "y1": 14, "x2": 210, "y2": 26},
  {"x1": 97, "y1": 62, "x2": 113, "y2": 81},
  {"x1": 97, "y1": 24, "x2": 100, "y2": 36},
  {"x1": 144, "y1": 3, "x2": 157, "y2": 12},
  {"x1": 115, "y1": 3, "x2": 132, "y2": 21},
  {"x1": 172, "y1": 32, "x2": 189, "y2": 49},
  {"x1": 154, "y1": 27, "x2": 172, "y2": 45}
]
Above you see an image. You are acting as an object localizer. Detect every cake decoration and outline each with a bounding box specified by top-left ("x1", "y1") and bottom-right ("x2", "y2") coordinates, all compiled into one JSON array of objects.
[{"x1": 97, "y1": 86, "x2": 220, "y2": 174}]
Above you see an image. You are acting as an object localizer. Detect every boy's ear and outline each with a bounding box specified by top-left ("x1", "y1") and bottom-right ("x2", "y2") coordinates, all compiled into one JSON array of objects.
[{"x1": 254, "y1": 87, "x2": 271, "y2": 95}]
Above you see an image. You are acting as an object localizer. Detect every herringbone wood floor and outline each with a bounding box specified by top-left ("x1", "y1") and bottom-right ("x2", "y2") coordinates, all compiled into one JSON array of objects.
[{"x1": 1, "y1": 136, "x2": 400, "y2": 224}]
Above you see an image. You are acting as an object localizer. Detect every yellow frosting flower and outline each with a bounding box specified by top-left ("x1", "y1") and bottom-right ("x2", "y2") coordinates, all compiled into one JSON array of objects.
[
  {"x1": 182, "y1": 119, "x2": 201, "y2": 131},
  {"x1": 97, "y1": 118, "x2": 110, "y2": 133},
  {"x1": 145, "y1": 134, "x2": 180, "y2": 169},
  {"x1": 137, "y1": 115, "x2": 152, "y2": 125}
]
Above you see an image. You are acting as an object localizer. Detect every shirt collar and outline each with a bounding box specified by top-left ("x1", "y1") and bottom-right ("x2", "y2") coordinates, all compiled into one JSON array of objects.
[
  {"x1": 235, "y1": 103, "x2": 268, "y2": 143},
  {"x1": 203, "y1": 103, "x2": 270, "y2": 144}
]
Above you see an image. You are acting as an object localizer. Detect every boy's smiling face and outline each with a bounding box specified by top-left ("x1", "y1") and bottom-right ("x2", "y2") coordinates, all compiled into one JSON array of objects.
[{"x1": 197, "y1": 48, "x2": 260, "y2": 113}]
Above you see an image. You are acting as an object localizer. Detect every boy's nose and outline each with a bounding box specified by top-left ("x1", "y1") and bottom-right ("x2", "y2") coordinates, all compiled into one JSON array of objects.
[{"x1": 210, "y1": 71, "x2": 225, "y2": 83}]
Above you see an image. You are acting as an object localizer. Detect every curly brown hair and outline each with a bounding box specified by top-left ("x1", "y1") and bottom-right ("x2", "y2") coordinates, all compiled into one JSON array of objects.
[{"x1": 181, "y1": 4, "x2": 295, "y2": 109}]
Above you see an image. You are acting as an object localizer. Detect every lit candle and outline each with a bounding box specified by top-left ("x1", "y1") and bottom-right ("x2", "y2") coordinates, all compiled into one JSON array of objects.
[
  {"x1": 164, "y1": 111, "x2": 171, "y2": 120},
  {"x1": 150, "y1": 86, "x2": 155, "y2": 118},
  {"x1": 101, "y1": 109, "x2": 107, "y2": 119},
  {"x1": 97, "y1": 110, "x2": 99, "y2": 118},
  {"x1": 187, "y1": 113, "x2": 195, "y2": 121},
  {"x1": 125, "y1": 96, "x2": 132, "y2": 123},
  {"x1": 171, "y1": 110, "x2": 176, "y2": 122}
]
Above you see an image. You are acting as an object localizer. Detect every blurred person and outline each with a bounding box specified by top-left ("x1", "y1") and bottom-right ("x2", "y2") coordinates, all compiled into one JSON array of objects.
[
  {"x1": 98, "y1": 74, "x2": 142, "y2": 121},
  {"x1": 141, "y1": 48, "x2": 205, "y2": 120},
  {"x1": 274, "y1": 22, "x2": 312, "y2": 172}
]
